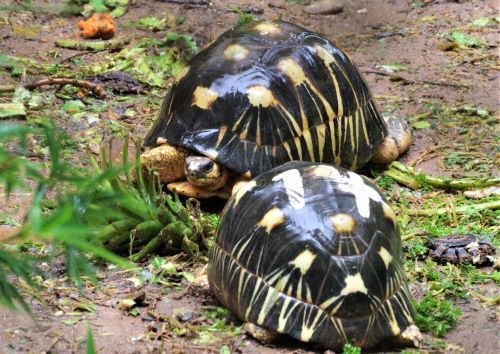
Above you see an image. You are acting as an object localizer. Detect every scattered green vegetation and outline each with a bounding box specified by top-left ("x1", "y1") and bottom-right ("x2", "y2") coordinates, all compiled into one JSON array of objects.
[
  {"x1": 342, "y1": 343, "x2": 362, "y2": 354},
  {"x1": 133, "y1": 15, "x2": 183, "y2": 32},
  {"x1": 86, "y1": 32, "x2": 198, "y2": 87},
  {"x1": 65, "y1": 0, "x2": 129, "y2": 17},
  {"x1": 231, "y1": 7, "x2": 257, "y2": 26},
  {"x1": 469, "y1": 16, "x2": 499, "y2": 28},
  {"x1": 91, "y1": 141, "x2": 216, "y2": 262},
  {"x1": 1, "y1": 123, "x2": 130, "y2": 310},
  {"x1": 414, "y1": 295, "x2": 461, "y2": 337},
  {"x1": 449, "y1": 31, "x2": 483, "y2": 48},
  {"x1": 0, "y1": 122, "x2": 215, "y2": 311},
  {"x1": 375, "y1": 101, "x2": 499, "y2": 339}
]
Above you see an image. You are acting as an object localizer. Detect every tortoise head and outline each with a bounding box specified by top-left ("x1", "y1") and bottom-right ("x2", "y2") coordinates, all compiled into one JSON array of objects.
[{"x1": 184, "y1": 156, "x2": 228, "y2": 191}]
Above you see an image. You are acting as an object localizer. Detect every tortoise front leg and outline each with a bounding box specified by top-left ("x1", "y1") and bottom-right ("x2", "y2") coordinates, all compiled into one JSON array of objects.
[
  {"x1": 141, "y1": 144, "x2": 189, "y2": 183},
  {"x1": 391, "y1": 324, "x2": 422, "y2": 348},
  {"x1": 231, "y1": 176, "x2": 251, "y2": 196}
]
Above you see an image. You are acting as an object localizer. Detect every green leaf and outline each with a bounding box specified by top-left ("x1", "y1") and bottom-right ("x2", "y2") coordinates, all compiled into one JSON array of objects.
[
  {"x1": 195, "y1": 331, "x2": 219, "y2": 344},
  {"x1": 412, "y1": 120, "x2": 431, "y2": 129},
  {"x1": 89, "y1": 0, "x2": 108, "y2": 14},
  {"x1": 75, "y1": 303, "x2": 97, "y2": 313},
  {"x1": 0, "y1": 103, "x2": 26, "y2": 119},
  {"x1": 86, "y1": 326, "x2": 97, "y2": 354},
  {"x1": 179, "y1": 272, "x2": 195, "y2": 283},
  {"x1": 230, "y1": 7, "x2": 256, "y2": 26},
  {"x1": 220, "y1": 345, "x2": 231, "y2": 354},
  {"x1": 376, "y1": 63, "x2": 407, "y2": 73},
  {"x1": 62, "y1": 100, "x2": 85, "y2": 113},
  {"x1": 470, "y1": 17, "x2": 492, "y2": 27},
  {"x1": 135, "y1": 16, "x2": 167, "y2": 31},
  {"x1": 342, "y1": 343, "x2": 362, "y2": 354},
  {"x1": 450, "y1": 31, "x2": 482, "y2": 48}
]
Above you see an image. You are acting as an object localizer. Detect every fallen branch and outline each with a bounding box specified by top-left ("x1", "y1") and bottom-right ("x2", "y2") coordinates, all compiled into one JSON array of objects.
[
  {"x1": 24, "y1": 78, "x2": 107, "y2": 98},
  {"x1": 406, "y1": 200, "x2": 500, "y2": 216},
  {"x1": 55, "y1": 38, "x2": 130, "y2": 52},
  {"x1": 385, "y1": 161, "x2": 500, "y2": 190}
]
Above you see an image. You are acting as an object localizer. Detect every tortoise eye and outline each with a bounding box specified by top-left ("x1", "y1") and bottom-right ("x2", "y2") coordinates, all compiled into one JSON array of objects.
[{"x1": 199, "y1": 161, "x2": 214, "y2": 173}]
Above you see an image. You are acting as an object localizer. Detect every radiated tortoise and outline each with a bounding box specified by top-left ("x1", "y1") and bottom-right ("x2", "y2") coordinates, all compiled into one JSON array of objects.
[
  {"x1": 141, "y1": 21, "x2": 411, "y2": 198},
  {"x1": 208, "y1": 161, "x2": 421, "y2": 350}
]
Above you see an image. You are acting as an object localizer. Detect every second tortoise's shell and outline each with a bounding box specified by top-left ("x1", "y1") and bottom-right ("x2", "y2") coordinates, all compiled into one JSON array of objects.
[
  {"x1": 144, "y1": 21, "x2": 388, "y2": 177},
  {"x1": 208, "y1": 161, "x2": 416, "y2": 350}
]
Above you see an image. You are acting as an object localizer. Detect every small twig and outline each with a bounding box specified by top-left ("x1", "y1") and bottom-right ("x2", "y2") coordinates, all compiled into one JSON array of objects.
[
  {"x1": 364, "y1": 70, "x2": 470, "y2": 88},
  {"x1": 24, "y1": 78, "x2": 107, "y2": 98},
  {"x1": 459, "y1": 53, "x2": 496, "y2": 65},
  {"x1": 58, "y1": 51, "x2": 95, "y2": 65},
  {"x1": 401, "y1": 230, "x2": 428, "y2": 241},
  {"x1": 158, "y1": 0, "x2": 262, "y2": 13},
  {"x1": 157, "y1": 0, "x2": 208, "y2": 6},
  {"x1": 40, "y1": 335, "x2": 62, "y2": 354},
  {"x1": 409, "y1": 143, "x2": 453, "y2": 168}
]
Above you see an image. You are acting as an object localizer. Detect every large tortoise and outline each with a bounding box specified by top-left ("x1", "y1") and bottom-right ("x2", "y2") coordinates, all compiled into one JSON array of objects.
[
  {"x1": 141, "y1": 21, "x2": 411, "y2": 198},
  {"x1": 208, "y1": 161, "x2": 421, "y2": 350}
]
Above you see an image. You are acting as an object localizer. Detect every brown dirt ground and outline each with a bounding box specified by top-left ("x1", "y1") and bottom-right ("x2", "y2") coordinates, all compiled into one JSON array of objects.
[{"x1": 0, "y1": 0, "x2": 499, "y2": 353}]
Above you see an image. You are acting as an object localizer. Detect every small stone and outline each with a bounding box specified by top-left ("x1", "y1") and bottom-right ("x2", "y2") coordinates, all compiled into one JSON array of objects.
[
  {"x1": 53, "y1": 310, "x2": 64, "y2": 317},
  {"x1": 303, "y1": 0, "x2": 344, "y2": 15},
  {"x1": 436, "y1": 39, "x2": 458, "y2": 51},
  {"x1": 86, "y1": 114, "x2": 100, "y2": 125},
  {"x1": 268, "y1": 0, "x2": 286, "y2": 9},
  {"x1": 464, "y1": 186, "x2": 500, "y2": 199}
]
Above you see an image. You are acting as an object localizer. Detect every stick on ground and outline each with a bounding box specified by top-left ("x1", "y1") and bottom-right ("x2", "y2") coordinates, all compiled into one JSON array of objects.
[{"x1": 24, "y1": 78, "x2": 107, "y2": 98}]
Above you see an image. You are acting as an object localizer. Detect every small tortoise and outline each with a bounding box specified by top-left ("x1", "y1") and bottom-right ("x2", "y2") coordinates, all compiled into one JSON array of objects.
[
  {"x1": 429, "y1": 234, "x2": 495, "y2": 266},
  {"x1": 208, "y1": 161, "x2": 421, "y2": 350},
  {"x1": 141, "y1": 21, "x2": 411, "y2": 198}
]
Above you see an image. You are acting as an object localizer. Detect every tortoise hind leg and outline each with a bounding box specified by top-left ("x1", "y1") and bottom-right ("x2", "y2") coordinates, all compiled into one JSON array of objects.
[
  {"x1": 244, "y1": 322, "x2": 281, "y2": 343},
  {"x1": 371, "y1": 117, "x2": 412, "y2": 165}
]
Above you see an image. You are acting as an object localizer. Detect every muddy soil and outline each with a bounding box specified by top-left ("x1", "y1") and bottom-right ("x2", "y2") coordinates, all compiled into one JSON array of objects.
[{"x1": 0, "y1": 0, "x2": 498, "y2": 353}]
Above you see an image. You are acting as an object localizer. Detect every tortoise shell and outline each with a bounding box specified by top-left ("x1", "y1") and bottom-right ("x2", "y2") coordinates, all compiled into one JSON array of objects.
[
  {"x1": 208, "y1": 161, "x2": 417, "y2": 350},
  {"x1": 143, "y1": 21, "x2": 388, "y2": 177},
  {"x1": 429, "y1": 234, "x2": 494, "y2": 266}
]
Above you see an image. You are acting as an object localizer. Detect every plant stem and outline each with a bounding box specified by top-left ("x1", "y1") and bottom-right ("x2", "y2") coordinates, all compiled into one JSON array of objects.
[
  {"x1": 406, "y1": 200, "x2": 500, "y2": 216},
  {"x1": 385, "y1": 162, "x2": 500, "y2": 190},
  {"x1": 55, "y1": 38, "x2": 130, "y2": 51}
]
